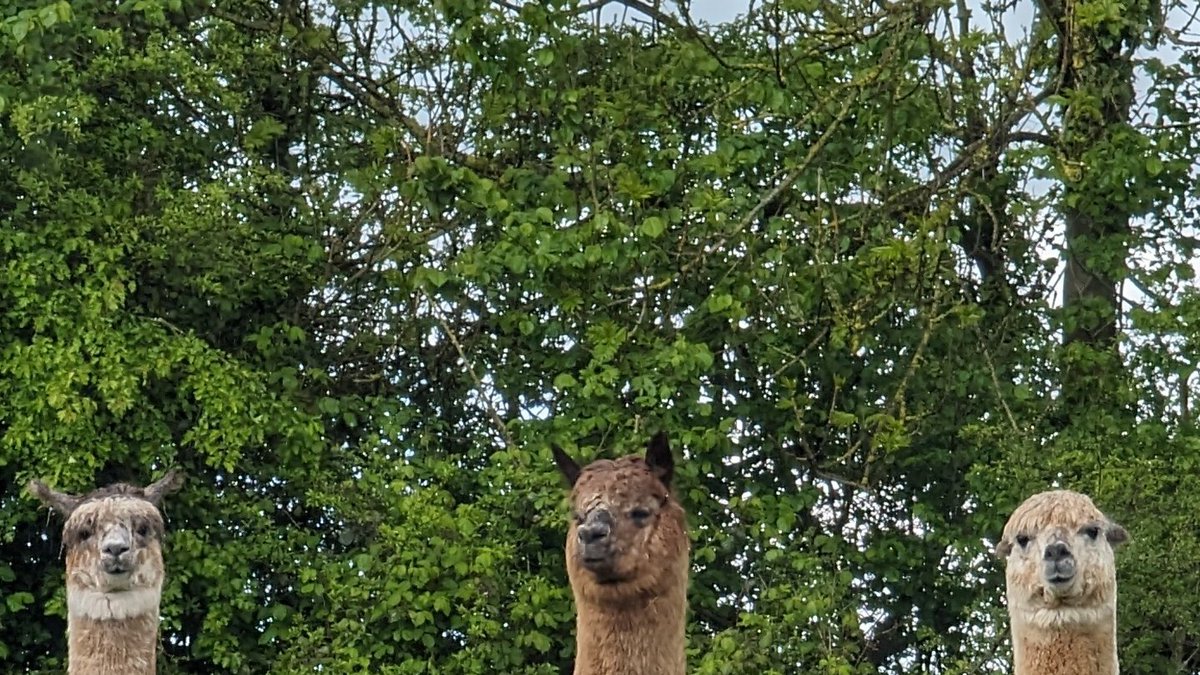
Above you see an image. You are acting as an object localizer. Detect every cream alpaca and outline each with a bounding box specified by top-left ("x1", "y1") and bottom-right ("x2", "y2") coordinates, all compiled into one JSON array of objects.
[
  {"x1": 552, "y1": 432, "x2": 689, "y2": 675},
  {"x1": 30, "y1": 470, "x2": 184, "y2": 675},
  {"x1": 996, "y1": 490, "x2": 1129, "y2": 675}
]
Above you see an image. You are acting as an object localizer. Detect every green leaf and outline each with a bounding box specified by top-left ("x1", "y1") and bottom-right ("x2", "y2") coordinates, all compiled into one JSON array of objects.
[
  {"x1": 11, "y1": 19, "x2": 30, "y2": 42},
  {"x1": 1146, "y1": 155, "x2": 1164, "y2": 176},
  {"x1": 639, "y1": 216, "x2": 666, "y2": 238},
  {"x1": 5, "y1": 592, "x2": 33, "y2": 613},
  {"x1": 828, "y1": 410, "x2": 857, "y2": 428}
]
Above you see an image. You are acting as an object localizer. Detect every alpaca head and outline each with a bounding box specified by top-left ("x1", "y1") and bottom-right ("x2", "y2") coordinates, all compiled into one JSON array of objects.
[
  {"x1": 552, "y1": 432, "x2": 688, "y2": 605},
  {"x1": 29, "y1": 470, "x2": 184, "y2": 619},
  {"x1": 996, "y1": 490, "x2": 1128, "y2": 630}
]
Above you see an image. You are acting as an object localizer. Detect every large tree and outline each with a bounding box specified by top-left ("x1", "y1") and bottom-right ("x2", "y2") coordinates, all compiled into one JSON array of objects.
[{"x1": 1, "y1": 0, "x2": 1198, "y2": 672}]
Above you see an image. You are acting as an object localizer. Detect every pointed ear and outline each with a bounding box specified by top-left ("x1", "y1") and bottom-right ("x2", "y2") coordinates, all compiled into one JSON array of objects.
[
  {"x1": 995, "y1": 538, "x2": 1012, "y2": 558},
  {"x1": 144, "y1": 469, "x2": 185, "y2": 507},
  {"x1": 1106, "y1": 521, "x2": 1129, "y2": 547},
  {"x1": 552, "y1": 445, "x2": 581, "y2": 487},
  {"x1": 645, "y1": 432, "x2": 674, "y2": 486},
  {"x1": 27, "y1": 479, "x2": 83, "y2": 517}
]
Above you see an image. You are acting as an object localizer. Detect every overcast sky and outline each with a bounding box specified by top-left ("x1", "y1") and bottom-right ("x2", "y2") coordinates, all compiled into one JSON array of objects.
[
  {"x1": 688, "y1": 0, "x2": 749, "y2": 24},
  {"x1": 655, "y1": 0, "x2": 1196, "y2": 63}
]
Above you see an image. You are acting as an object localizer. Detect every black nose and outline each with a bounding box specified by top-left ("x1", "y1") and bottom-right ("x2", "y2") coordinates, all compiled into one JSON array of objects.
[
  {"x1": 1044, "y1": 542, "x2": 1071, "y2": 562},
  {"x1": 578, "y1": 522, "x2": 610, "y2": 545},
  {"x1": 103, "y1": 543, "x2": 130, "y2": 557}
]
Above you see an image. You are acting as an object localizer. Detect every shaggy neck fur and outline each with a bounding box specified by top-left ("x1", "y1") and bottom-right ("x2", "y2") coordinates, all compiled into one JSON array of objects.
[
  {"x1": 1011, "y1": 608, "x2": 1119, "y2": 675},
  {"x1": 572, "y1": 561, "x2": 688, "y2": 675},
  {"x1": 66, "y1": 572, "x2": 163, "y2": 675}
]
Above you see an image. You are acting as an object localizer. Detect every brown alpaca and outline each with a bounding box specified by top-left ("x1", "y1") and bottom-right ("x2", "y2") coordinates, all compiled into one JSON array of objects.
[
  {"x1": 552, "y1": 432, "x2": 689, "y2": 675},
  {"x1": 996, "y1": 490, "x2": 1130, "y2": 675},
  {"x1": 29, "y1": 470, "x2": 185, "y2": 675}
]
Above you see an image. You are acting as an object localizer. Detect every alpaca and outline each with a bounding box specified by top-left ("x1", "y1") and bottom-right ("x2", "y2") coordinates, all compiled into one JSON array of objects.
[
  {"x1": 29, "y1": 470, "x2": 185, "y2": 675},
  {"x1": 552, "y1": 432, "x2": 689, "y2": 675},
  {"x1": 996, "y1": 490, "x2": 1130, "y2": 675}
]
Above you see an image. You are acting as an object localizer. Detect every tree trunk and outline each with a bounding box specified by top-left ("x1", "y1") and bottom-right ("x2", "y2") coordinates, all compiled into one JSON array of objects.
[{"x1": 1040, "y1": 0, "x2": 1143, "y2": 407}]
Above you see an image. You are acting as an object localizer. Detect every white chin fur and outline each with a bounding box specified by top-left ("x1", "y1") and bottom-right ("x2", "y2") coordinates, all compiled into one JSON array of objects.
[
  {"x1": 68, "y1": 587, "x2": 160, "y2": 621},
  {"x1": 1013, "y1": 603, "x2": 1113, "y2": 630}
]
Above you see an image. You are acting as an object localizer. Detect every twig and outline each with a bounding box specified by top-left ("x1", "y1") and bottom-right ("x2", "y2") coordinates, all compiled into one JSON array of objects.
[
  {"x1": 420, "y1": 289, "x2": 517, "y2": 451},
  {"x1": 983, "y1": 345, "x2": 1021, "y2": 434}
]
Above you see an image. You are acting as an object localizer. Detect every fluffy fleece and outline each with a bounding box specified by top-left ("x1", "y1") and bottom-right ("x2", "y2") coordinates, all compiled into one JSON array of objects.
[
  {"x1": 553, "y1": 433, "x2": 689, "y2": 675},
  {"x1": 996, "y1": 490, "x2": 1129, "y2": 675},
  {"x1": 30, "y1": 470, "x2": 183, "y2": 675}
]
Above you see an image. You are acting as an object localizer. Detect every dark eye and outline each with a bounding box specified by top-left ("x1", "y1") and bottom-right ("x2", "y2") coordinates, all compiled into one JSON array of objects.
[
  {"x1": 630, "y1": 508, "x2": 652, "y2": 521},
  {"x1": 1015, "y1": 534, "x2": 1030, "y2": 548},
  {"x1": 136, "y1": 525, "x2": 150, "y2": 537},
  {"x1": 78, "y1": 529, "x2": 92, "y2": 541},
  {"x1": 1083, "y1": 526, "x2": 1101, "y2": 540}
]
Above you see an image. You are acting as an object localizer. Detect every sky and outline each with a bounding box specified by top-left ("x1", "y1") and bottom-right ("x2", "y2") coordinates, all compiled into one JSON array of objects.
[
  {"x1": 657, "y1": 0, "x2": 1197, "y2": 57},
  {"x1": 688, "y1": 0, "x2": 749, "y2": 24}
]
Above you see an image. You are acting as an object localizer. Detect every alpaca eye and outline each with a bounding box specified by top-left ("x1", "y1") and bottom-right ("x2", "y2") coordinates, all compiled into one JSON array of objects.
[
  {"x1": 136, "y1": 525, "x2": 150, "y2": 537},
  {"x1": 630, "y1": 508, "x2": 652, "y2": 521},
  {"x1": 1015, "y1": 534, "x2": 1030, "y2": 548},
  {"x1": 78, "y1": 529, "x2": 93, "y2": 541},
  {"x1": 1083, "y1": 526, "x2": 1101, "y2": 540}
]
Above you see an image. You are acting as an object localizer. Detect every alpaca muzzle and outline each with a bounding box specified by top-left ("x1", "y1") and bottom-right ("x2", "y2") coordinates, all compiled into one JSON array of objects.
[
  {"x1": 100, "y1": 531, "x2": 135, "y2": 577},
  {"x1": 1042, "y1": 540, "x2": 1076, "y2": 587},
  {"x1": 577, "y1": 509, "x2": 617, "y2": 574}
]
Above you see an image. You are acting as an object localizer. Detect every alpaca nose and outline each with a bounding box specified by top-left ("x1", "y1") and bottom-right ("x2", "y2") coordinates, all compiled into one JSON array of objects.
[
  {"x1": 103, "y1": 542, "x2": 130, "y2": 557},
  {"x1": 1044, "y1": 542, "x2": 1071, "y2": 562},
  {"x1": 578, "y1": 522, "x2": 610, "y2": 545},
  {"x1": 578, "y1": 509, "x2": 613, "y2": 546}
]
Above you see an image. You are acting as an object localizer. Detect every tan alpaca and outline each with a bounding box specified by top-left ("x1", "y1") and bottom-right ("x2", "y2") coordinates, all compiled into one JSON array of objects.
[
  {"x1": 996, "y1": 490, "x2": 1129, "y2": 675},
  {"x1": 29, "y1": 470, "x2": 184, "y2": 675},
  {"x1": 552, "y1": 432, "x2": 689, "y2": 675}
]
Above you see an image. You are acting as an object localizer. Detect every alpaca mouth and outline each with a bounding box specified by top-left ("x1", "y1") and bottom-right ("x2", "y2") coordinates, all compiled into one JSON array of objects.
[
  {"x1": 1044, "y1": 560, "x2": 1076, "y2": 587},
  {"x1": 102, "y1": 561, "x2": 132, "y2": 576},
  {"x1": 581, "y1": 556, "x2": 625, "y2": 583}
]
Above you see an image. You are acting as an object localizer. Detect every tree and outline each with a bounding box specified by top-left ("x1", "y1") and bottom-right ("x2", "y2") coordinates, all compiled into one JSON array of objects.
[{"x1": 2, "y1": 0, "x2": 1199, "y2": 672}]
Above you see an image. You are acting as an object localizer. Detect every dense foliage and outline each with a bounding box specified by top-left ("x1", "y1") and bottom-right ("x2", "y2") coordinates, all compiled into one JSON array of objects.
[{"x1": 2, "y1": 0, "x2": 1199, "y2": 672}]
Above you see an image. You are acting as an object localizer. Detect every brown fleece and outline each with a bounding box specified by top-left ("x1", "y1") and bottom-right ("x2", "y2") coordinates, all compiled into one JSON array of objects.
[
  {"x1": 1013, "y1": 623, "x2": 1119, "y2": 675},
  {"x1": 68, "y1": 614, "x2": 159, "y2": 675}
]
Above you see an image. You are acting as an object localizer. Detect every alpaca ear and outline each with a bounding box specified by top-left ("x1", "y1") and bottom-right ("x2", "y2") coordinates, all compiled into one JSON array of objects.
[
  {"x1": 27, "y1": 479, "x2": 83, "y2": 517},
  {"x1": 144, "y1": 469, "x2": 185, "y2": 506},
  {"x1": 1106, "y1": 521, "x2": 1129, "y2": 547},
  {"x1": 995, "y1": 538, "x2": 1012, "y2": 558},
  {"x1": 552, "y1": 445, "x2": 582, "y2": 487},
  {"x1": 645, "y1": 432, "x2": 674, "y2": 486}
]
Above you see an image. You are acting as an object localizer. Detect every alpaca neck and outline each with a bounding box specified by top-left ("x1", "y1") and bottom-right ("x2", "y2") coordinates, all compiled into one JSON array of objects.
[
  {"x1": 1012, "y1": 618, "x2": 1118, "y2": 675},
  {"x1": 574, "y1": 582, "x2": 686, "y2": 675},
  {"x1": 67, "y1": 587, "x2": 161, "y2": 675}
]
